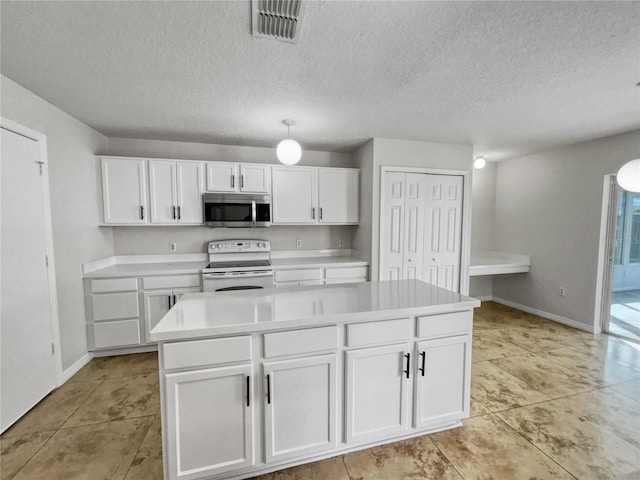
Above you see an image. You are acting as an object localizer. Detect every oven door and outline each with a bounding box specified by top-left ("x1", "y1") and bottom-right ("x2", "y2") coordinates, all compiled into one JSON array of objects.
[
  {"x1": 202, "y1": 270, "x2": 274, "y2": 292},
  {"x1": 203, "y1": 193, "x2": 271, "y2": 227}
]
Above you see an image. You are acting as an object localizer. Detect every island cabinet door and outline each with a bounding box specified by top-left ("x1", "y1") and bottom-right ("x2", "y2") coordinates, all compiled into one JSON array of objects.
[
  {"x1": 263, "y1": 354, "x2": 338, "y2": 463},
  {"x1": 164, "y1": 364, "x2": 254, "y2": 480},
  {"x1": 413, "y1": 335, "x2": 471, "y2": 430},
  {"x1": 345, "y1": 343, "x2": 412, "y2": 445}
]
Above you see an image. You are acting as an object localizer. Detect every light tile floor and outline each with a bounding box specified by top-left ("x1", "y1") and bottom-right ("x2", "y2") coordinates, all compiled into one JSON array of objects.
[{"x1": 2, "y1": 302, "x2": 639, "y2": 480}]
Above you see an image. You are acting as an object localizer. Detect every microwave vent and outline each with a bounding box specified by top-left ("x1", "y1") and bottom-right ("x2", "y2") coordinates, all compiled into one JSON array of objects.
[{"x1": 252, "y1": 0, "x2": 306, "y2": 43}]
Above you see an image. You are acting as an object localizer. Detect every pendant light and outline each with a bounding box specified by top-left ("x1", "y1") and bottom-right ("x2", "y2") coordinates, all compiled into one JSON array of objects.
[
  {"x1": 616, "y1": 158, "x2": 640, "y2": 192},
  {"x1": 276, "y1": 119, "x2": 302, "y2": 165}
]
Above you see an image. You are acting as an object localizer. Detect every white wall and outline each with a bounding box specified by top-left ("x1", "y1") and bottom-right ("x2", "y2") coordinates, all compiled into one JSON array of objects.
[
  {"x1": 493, "y1": 130, "x2": 640, "y2": 330},
  {"x1": 469, "y1": 162, "x2": 497, "y2": 298},
  {"x1": 1, "y1": 76, "x2": 112, "y2": 370},
  {"x1": 351, "y1": 140, "x2": 374, "y2": 264},
  {"x1": 370, "y1": 138, "x2": 473, "y2": 279},
  {"x1": 105, "y1": 137, "x2": 357, "y2": 255}
]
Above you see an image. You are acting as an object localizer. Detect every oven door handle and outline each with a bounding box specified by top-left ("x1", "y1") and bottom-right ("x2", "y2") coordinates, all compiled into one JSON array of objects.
[
  {"x1": 251, "y1": 200, "x2": 256, "y2": 225},
  {"x1": 202, "y1": 271, "x2": 274, "y2": 280}
]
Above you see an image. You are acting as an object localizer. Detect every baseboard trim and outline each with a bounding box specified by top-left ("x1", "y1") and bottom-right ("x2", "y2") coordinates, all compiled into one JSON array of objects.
[
  {"x1": 473, "y1": 295, "x2": 494, "y2": 302},
  {"x1": 61, "y1": 352, "x2": 94, "y2": 384},
  {"x1": 491, "y1": 296, "x2": 599, "y2": 334}
]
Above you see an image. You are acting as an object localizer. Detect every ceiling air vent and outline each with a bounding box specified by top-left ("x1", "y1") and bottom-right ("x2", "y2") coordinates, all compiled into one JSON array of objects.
[{"x1": 252, "y1": 0, "x2": 306, "y2": 43}]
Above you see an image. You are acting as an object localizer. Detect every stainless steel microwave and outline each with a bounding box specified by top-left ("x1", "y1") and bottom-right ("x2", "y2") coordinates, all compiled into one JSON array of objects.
[{"x1": 203, "y1": 193, "x2": 271, "y2": 227}]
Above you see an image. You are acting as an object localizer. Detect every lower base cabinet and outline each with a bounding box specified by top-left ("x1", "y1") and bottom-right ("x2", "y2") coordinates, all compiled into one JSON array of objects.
[
  {"x1": 345, "y1": 343, "x2": 411, "y2": 444},
  {"x1": 164, "y1": 364, "x2": 254, "y2": 480},
  {"x1": 159, "y1": 310, "x2": 473, "y2": 480},
  {"x1": 263, "y1": 354, "x2": 338, "y2": 463},
  {"x1": 414, "y1": 335, "x2": 471, "y2": 429}
]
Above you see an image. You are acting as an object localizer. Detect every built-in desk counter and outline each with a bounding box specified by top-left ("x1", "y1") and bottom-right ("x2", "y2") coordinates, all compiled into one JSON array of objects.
[
  {"x1": 152, "y1": 280, "x2": 480, "y2": 480},
  {"x1": 470, "y1": 251, "x2": 531, "y2": 276}
]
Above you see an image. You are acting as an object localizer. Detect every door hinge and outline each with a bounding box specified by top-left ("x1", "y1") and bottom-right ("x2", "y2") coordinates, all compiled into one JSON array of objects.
[
  {"x1": 51, "y1": 343, "x2": 55, "y2": 355},
  {"x1": 36, "y1": 161, "x2": 44, "y2": 175}
]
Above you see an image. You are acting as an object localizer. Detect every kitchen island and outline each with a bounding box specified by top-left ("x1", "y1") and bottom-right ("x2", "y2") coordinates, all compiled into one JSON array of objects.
[{"x1": 150, "y1": 280, "x2": 480, "y2": 480}]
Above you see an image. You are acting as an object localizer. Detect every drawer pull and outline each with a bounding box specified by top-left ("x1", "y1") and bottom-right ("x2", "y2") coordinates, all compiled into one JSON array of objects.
[
  {"x1": 419, "y1": 351, "x2": 426, "y2": 376},
  {"x1": 266, "y1": 374, "x2": 271, "y2": 404},
  {"x1": 404, "y1": 353, "x2": 411, "y2": 379}
]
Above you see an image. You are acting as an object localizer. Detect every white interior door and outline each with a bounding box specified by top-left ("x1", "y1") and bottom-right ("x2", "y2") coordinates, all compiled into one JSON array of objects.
[
  {"x1": 422, "y1": 175, "x2": 463, "y2": 291},
  {"x1": 379, "y1": 172, "x2": 406, "y2": 280},
  {"x1": 380, "y1": 170, "x2": 464, "y2": 292},
  {"x1": 1, "y1": 126, "x2": 57, "y2": 432}
]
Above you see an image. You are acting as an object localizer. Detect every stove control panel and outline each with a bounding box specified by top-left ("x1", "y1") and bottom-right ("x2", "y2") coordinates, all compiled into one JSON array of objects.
[{"x1": 208, "y1": 240, "x2": 270, "y2": 254}]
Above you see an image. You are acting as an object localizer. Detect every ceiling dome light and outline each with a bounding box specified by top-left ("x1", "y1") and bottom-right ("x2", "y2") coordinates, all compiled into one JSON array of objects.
[
  {"x1": 616, "y1": 158, "x2": 640, "y2": 192},
  {"x1": 276, "y1": 119, "x2": 301, "y2": 165},
  {"x1": 473, "y1": 157, "x2": 486, "y2": 169}
]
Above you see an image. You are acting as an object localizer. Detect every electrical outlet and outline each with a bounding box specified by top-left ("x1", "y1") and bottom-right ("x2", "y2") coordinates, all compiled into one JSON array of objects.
[
  {"x1": 169, "y1": 243, "x2": 177, "y2": 252},
  {"x1": 338, "y1": 239, "x2": 344, "y2": 247},
  {"x1": 296, "y1": 239, "x2": 302, "y2": 248},
  {"x1": 559, "y1": 287, "x2": 566, "y2": 297}
]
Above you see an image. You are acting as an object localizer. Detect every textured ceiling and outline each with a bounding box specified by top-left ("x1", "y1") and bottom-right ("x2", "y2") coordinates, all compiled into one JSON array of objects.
[{"x1": 1, "y1": 1, "x2": 638, "y2": 161}]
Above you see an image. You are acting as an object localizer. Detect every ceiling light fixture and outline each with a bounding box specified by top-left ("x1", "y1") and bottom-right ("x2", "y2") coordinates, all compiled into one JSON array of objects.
[
  {"x1": 276, "y1": 119, "x2": 302, "y2": 166},
  {"x1": 473, "y1": 157, "x2": 486, "y2": 169},
  {"x1": 616, "y1": 158, "x2": 640, "y2": 192}
]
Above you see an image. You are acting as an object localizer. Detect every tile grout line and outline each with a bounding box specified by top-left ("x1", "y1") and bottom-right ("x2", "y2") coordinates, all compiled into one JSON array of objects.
[
  {"x1": 121, "y1": 414, "x2": 157, "y2": 480},
  {"x1": 5, "y1": 377, "x2": 106, "y2": 479},
  {"x1": 428, "y1": 436, "x2": 467, "y2": 480},
  {"x1": 491, "y1": 413, "x2": 579, "y2": 480}
]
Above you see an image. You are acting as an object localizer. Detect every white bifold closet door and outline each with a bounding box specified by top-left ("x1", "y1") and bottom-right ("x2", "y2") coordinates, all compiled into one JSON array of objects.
[{"x1": 380, "y1": 172, "x2": 463, "y2": 292}]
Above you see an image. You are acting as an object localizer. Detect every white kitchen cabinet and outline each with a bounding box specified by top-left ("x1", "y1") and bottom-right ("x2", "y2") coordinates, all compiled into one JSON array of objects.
[
  {"x1": 101, "y1": 157, "x2": 148, "y2": 224},
  {"x1": 414, "y1": 335, "x2": 471, "y2": 429},
  {"x1": 206, "y1": 162, "x2": 271, "y2": 194},
  {"x1": 143, "y1": 288, "x2": 199, "y2": 343},
  {"x1": 318, "y1": 168, "x2": 359, "y2": 224},
  {"x1": 272, "y1": 166, "x2": 317, "y2": 224},
  {"x1": 272, "y1": 166, "x2": 359, "y2": 225},
  {"x1": 85, "y1": 277, "x2": 142, "y2": 350},
  {"x1": 263, "y1": 354, "x2": 337, "y2": 463},
  {"x1": 345, "y1": 343, "x2": 411, "y2": 444},
  {"x1": 164, "y1": 364, "x2": 255, "y2": 480},
  {"x1": 149, "y1": 160, "x2": 204, "y2": 224}
]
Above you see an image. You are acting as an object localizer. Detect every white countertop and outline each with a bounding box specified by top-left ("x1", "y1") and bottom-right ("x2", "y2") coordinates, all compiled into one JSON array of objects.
[
  {"x1": 150, "y1": 280, "x2": 480, "y2": 342},
  {"x1": 83, "y1": 261, "x2": 208, "y2": 278},
  {"x1": 469, "y1": 252, "x2": 531, "y2": 276},
  {"x1": 271, "y1": 256, "x2": 368, "y2": 269}
]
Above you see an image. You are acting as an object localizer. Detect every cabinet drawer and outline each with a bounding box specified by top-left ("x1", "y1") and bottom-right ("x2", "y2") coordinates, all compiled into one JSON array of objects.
[
  {"x1": 90, "y1": 277, "x2": 138, "y2": 293},
  {"x1": 416, "y1": 311, "x2": 472, "y2": 338},
  {"x1": 93, "y1": 319, "x2": 140, "y2": 349},
  {"x1": 274, "y1": 268, "x2": 323, "y2": 283},
  {"x1": 142, "y1": 274, "x2": 201, "y2": 290},
  {"x1": 264, "y1": 326, "x2": 339, "y2": 358},
  {"x1": 92, "y1": 292, "x2": 139, "y2": 321},
  {"x1": 325, "y1": 278, "x2": 366, "y2": 285},
  {"x1": 325, "y1": 266, "x2": 367, "y2": 280},
  {"x1": 163, "y1": 336, "x2": 252, "y2": 370},
  {"x1": 347, "y1": 318, "x2": 413, "y2": 347}
]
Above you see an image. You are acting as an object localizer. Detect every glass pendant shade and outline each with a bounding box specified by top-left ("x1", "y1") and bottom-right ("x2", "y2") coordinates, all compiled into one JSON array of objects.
[
  {"x1": 277, "y1": 138, "x2": 302, "y2": 165},
  {"x1": 616, "y1": 159, "x2": 640, "y2": 192}
]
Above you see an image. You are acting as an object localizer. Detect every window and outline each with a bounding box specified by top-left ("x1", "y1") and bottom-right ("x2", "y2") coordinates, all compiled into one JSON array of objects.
[{"x1": 615, "y1": 191, "x2": 640, "y2": 265}]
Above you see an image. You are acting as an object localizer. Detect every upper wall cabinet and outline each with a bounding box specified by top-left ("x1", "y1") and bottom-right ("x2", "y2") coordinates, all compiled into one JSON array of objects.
[
  {"x1": 272, "y1": 167, "x2": 359, "y2": 225},
  {"x1": 149, "y1": 160, "x2": 204, "y2": 225},
  {"x1": 101, "y1": 157, "x2": 148, "y2": 224},
  {"x1": 205, "y1": 162, "x2": 271, "y2": 194}
]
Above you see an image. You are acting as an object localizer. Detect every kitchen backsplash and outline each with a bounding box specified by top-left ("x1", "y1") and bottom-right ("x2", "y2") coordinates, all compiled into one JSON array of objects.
[{"x1": 112, "y1": 225, "x2": 355, "y2": 255}]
